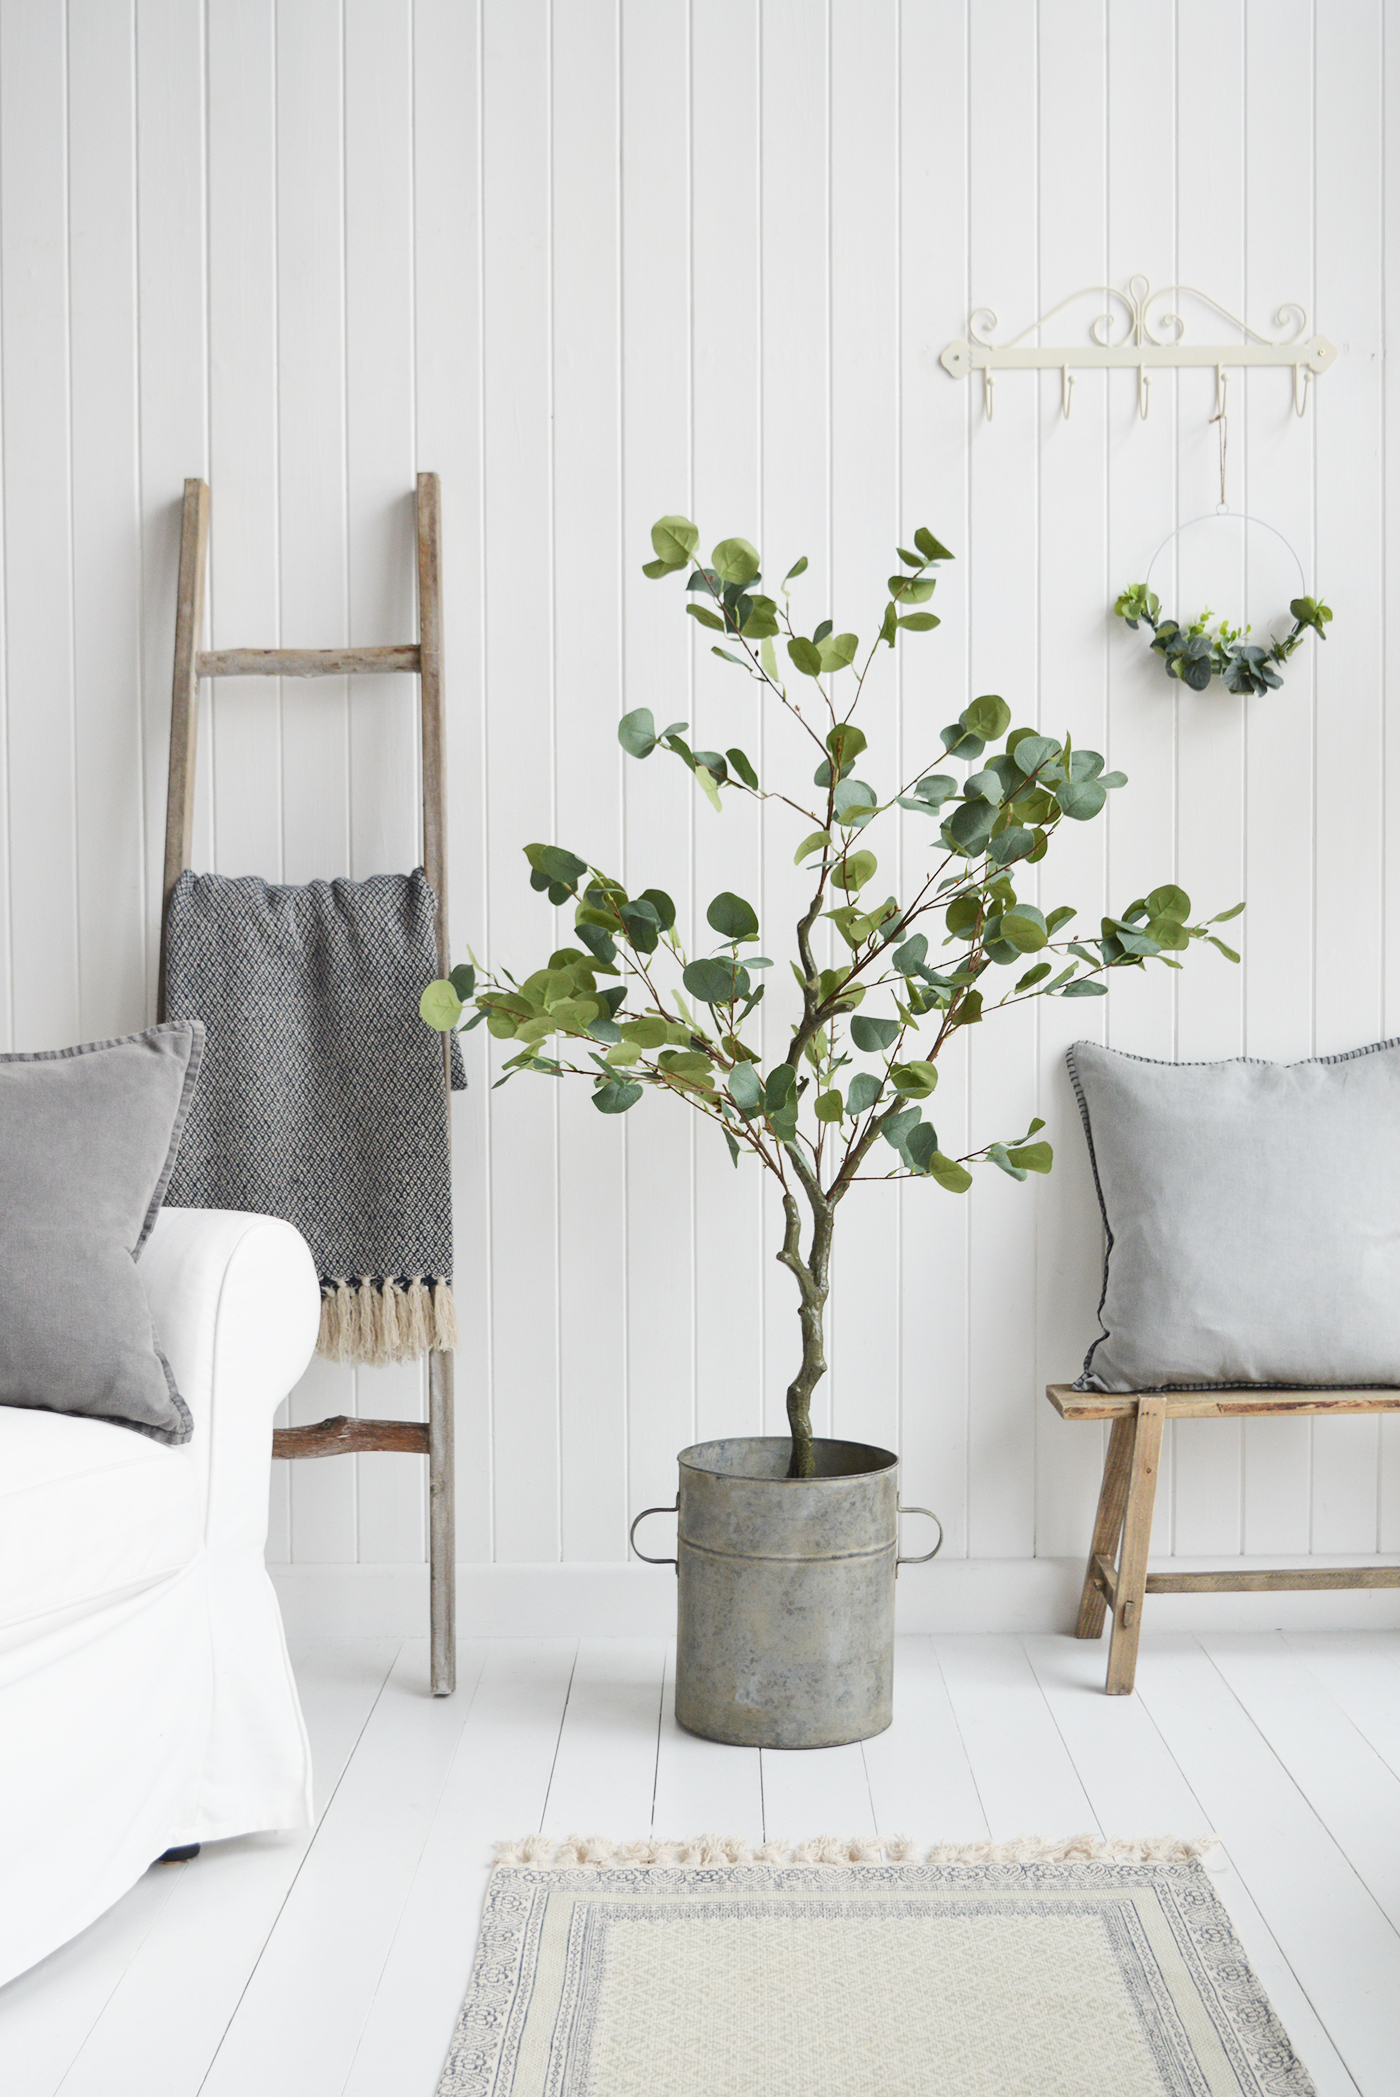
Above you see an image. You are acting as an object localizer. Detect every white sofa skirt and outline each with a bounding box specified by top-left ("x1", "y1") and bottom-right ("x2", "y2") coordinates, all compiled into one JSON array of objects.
[{"x1": 0, "y1": 1209, "x2": 321, "y2": 1985}]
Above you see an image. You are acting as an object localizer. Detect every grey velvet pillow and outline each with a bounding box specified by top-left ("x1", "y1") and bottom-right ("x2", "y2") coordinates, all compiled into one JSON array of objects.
[
  {"x1": 1067, "y1": 1036, "x2": 1400, "y2": 1392},
  {"x1": 0, "y1": 1023, "x2": 204, "y2": 1442}
]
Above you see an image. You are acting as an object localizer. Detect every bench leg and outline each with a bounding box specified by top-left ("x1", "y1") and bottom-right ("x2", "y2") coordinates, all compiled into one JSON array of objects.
[
  {"x1": 1105, "y1": 1393, "x2": 1166, "y2": 1695},
  {"x1": 429, "y1": 1349, "x2": 456, "y2": 1695},
  {"x1": 1075, "y1": 1416, "x2": 1135, "y2": 1638}
]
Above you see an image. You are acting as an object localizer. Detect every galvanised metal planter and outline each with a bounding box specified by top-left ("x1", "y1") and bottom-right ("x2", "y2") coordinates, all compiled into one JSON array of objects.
[{"x1": 631, "y1": 1436, "x2": 941, "y2": 1749}]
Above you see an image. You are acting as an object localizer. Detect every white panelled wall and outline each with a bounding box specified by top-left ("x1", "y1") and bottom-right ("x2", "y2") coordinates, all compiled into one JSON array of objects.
[{"x1": 1, "y1": 0, "x2": 1397, "y2": 1627}]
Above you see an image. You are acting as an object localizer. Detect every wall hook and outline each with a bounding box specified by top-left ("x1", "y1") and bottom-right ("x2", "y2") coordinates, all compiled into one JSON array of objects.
[
  {"x1": 941, "y1": 277, "x2": 1336, "y2": 427},
  {"x1": 1214, "y1": 365, "x2": 1229, "y2": 420}
]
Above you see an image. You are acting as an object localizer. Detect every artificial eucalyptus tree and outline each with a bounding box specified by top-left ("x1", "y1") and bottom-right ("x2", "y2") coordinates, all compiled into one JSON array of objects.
[{"x1": 423, "y1": 519, "x2": 1240, "y2": 1478}]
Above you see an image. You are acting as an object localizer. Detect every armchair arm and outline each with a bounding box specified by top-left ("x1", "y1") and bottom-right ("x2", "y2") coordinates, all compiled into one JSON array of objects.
[{"x1": 140, "y1": 1208, "x2": 320, "y2": 1545}]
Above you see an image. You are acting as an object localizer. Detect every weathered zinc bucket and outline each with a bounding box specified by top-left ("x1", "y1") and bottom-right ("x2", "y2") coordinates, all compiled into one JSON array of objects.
[{"x1": 631, "y1": 1437, "x2": 942, "y2": 1749}]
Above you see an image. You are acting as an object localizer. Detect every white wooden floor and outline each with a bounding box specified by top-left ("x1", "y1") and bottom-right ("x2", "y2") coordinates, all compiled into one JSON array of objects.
[{"x1": 3, "y1": 1631, "x2": 1399, "y2": 2097}]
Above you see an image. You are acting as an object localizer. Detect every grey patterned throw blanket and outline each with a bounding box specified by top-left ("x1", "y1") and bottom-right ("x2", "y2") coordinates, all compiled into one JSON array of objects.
[{"x1": 164, "y1": 868, "x2": 464, "y2": 1365}]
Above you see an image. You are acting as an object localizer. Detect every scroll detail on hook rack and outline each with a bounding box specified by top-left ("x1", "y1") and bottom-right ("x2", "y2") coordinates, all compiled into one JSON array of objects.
[{"x1": 940, "y1": 275, "x2": 1336, "y2": 422}]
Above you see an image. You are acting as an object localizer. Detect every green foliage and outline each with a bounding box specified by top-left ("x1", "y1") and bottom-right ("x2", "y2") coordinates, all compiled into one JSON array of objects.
[
  {"x1": 707, "y1": 891, "x2": 760, "y2": 941},
  {"x1": 421, "y1": 512, "x2": 1239, "y2": 1475},
  {"x1": 1115, "y1": 581, "x2": 1334, "y2": 695}
]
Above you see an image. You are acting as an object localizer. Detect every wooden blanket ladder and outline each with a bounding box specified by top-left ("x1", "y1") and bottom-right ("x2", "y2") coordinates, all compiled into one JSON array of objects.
[{"x1": 158, "y1": 474, "x2": 456, "y2": 1696}]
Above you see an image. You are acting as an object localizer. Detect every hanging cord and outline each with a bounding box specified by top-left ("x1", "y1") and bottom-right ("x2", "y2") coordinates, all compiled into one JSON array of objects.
[{"x1": 1209, "y1": 373, "x2": 1229, "y2": 512}]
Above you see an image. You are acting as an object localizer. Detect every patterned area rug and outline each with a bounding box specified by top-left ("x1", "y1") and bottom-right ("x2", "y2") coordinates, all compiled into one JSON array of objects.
[{"x1": 437, "y1": 1836, "x2": 1315, "y2": 2097}]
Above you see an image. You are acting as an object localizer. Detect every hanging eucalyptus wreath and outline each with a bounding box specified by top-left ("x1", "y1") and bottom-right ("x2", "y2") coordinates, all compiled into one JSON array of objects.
[{"x1": 1114, "y1": 584, "x2": 1332, "y2": 695}]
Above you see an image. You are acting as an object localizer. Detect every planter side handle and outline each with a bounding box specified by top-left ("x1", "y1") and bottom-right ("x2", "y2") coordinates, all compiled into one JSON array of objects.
[
  {"x1": 630, "y1": 1502, "x2": 679, "y2": 1570},
  {"x1": 896, "y1": 1503, "x2": 944, "y2": 1569}
]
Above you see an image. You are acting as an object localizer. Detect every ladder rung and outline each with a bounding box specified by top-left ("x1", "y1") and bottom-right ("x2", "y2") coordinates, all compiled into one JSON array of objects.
[
  {"x1": 272, "y1": 1414, "x2": 430, "y2": 1459},
  {"x1": 196, "y1": 644, "x2": 421, "y2": 678}
]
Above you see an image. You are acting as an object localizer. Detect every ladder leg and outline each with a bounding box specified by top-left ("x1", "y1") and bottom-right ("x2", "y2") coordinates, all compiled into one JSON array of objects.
[
  {"x1": 1105, "y1": 1393, "x2": 1166, "y2": 1695},
  {"x1": 429, "y1": 1348, "x2": 456, "y2": 1695},
  {"x1": 418, "y1": 472, "x2": 456, "y2": 1696},
  {"x1": 158, "y1": 478, "x2": 210, "y2": 1019},
  {"x1": 1075, "y1": 1416, "x2": 1135, "y2": 1638}
]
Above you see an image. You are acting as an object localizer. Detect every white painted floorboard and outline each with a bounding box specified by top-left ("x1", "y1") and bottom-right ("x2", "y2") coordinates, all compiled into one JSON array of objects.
[{"x1": 1, "y1": 1633, "x2": 1397, "y2": 2096}]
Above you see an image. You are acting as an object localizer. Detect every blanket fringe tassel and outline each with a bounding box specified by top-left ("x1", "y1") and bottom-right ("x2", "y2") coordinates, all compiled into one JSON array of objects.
[
  {"x1": 317, "y1": 1278, "x2": 458, "y2": 1367},
  {"x1": 492, "y1": 1832, "x2": 1219, "y2": 1870}
]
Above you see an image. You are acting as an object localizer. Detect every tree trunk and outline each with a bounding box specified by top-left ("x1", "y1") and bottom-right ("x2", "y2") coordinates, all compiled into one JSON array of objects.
[{"x1": 776, "y1": 1190, "x2": 833, "y2": 1479}]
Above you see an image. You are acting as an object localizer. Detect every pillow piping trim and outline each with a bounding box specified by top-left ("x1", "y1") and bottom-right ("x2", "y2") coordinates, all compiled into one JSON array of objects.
[
  {"x1": 1064, "y1": 1044, "x2": 1115, "y2": 1390},
  {"x1": 1066, "y1": 1035, "x2": 1400, "y2": 1395},
  {"x1": 137, "y1": 1021, "x2": 206, "y2": 1251}
]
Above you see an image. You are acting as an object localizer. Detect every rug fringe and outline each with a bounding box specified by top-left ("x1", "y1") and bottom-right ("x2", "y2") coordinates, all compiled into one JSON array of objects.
[
  {"x1": 491, "y1": 1831, "x2": 1219, "y2": 1870},
  {"x1": 316, "y1": 1278, "x2": 459, "y2": 1366}
]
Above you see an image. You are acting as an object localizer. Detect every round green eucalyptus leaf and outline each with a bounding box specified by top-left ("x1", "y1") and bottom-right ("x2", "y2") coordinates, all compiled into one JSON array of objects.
[
  {"x1": 832, "y1": 778, "x2": 878, "y2": 826},
  {"x1": 814, "y1": 1089, "x2": 844, "y2": 1122},
  {"x1": 846, "y1": 1071, "x2": 881, "y2": 1115},
  {"x1": 961, "y1": 694, "x2": 1011, "y2": 741},
  {"x1": 618, "y1": 707, "x2": 660, "y2": 757},
  {"x1": 851, "y1": 1014, "x2": 900, "y2": 1053},
  {"x1": 619, "y1": 1016, "x2": 669, "y2": 1048},
  {"x1": 651, "y1": 515, "x2": 698, "y2": 566},
  {"x1": 420, "y1": 980, "x2": 463, "y2": 1031},
  {"x1": 831, "y1": 850, "x2": 877, "y2": 893},
  {"x1": 826, "y1": 723, "x2": 868, "y2": 765},
  {"x1": 711, "y1": 537, "x2": 760, "y2": 586},
  {"x1": 1146, "y1": 883, "x2": 1191, "y2": 923},
  {"x1": 706, "y1": 891, "x2": 760, "y2": 941},
  {"x1": 817, "y1": 631, "x2": 859, "y2": 672},
  {"x1": 593, "y1": 1077, "x2": 643, "y2": 1114},
  {"x1": 1000, "y1": 905, "x2": 1048, "y2": 953},
  {"x1": 683, "y1": 957, "x2": 750, "y2": 1006},
  {"x1": 639, "y1": 887, "x2": 677, "y2": 931},
  {"x1": 728, "y1": 1062, "x2": 764, "y2": 1115},
  {"x1": 1056, "y1": 778, "x2": 1107, "y2": 821}
]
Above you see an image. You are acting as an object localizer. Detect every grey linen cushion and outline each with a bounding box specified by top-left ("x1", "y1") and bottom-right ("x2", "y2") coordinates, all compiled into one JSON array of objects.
[
  {"x1": 1067, "y1": 1036, "x2": 1400, "y2": 1391},
  {"x1": 0, "y1": 1024, "x2": 204, "y2": 1442}
]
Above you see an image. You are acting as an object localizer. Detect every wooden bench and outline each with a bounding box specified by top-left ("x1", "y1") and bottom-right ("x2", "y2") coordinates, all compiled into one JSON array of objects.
[{"x1": 1047, "y1": 1384, "x2": 1400, "y2": 1694}]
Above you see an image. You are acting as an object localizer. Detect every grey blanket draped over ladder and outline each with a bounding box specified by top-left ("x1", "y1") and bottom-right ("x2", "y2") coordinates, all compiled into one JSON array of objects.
[{"x1": 164, "y1": 866, "x2": 465, "y2": 1367}]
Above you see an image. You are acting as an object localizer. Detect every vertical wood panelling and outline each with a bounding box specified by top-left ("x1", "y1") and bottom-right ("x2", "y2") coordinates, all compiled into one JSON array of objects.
[
  {"x1": 1312, "y1": 0, "x2": 1385, "y2": 1555},
  {"x1": 1384, "y1": 0, "x2": 1400, "y2": 1558},
  {"x1": 1239, "y1": 0, "x2": 1317, "y2": 1557},
  {"x1": 272, "y1": 0, "x2": 355, "y2": 1567},
  {"x1": 965, "y1": 0, "x2": 1040, "y2": 1558},
  {"x1": 206, "y1": 0, "x2": 281, "y2": 879},
  {"x1": 135, "y1": 0, "x2": 210, "y2": 1012},
  {"x1": 343, "y1": 0, "x2": 428, "y2": 1565},
  {"x1": 1104, "y1": 0, "x2": 1180, "y2": 1554},
  {"x1": 620, "y1": 0, "x2": 696, "y2": 1526},
  {"x1": 552, "y1": 0, "x2": 629, "y2": 1559},
  {"x1": 481, "y1": 0, "x2": 560, "y2": 1560},
  {"x1": 898, "y1": 0, "x2": 971, "y2": 1553},
  {"x1": 413, "y1": 0, "x2": 493, "y2": 1562},
  {"x1": 758, "y1": 0, "x2": 830, "y2": 1448},
  {"x1": 1, "y1": 0, "x2": 1393, "y2": 1586},
  {"x1": 1032, "y1": 0, "x2": 1111, "y2": 1562},
  {"x1": 690, "y1": 1, "x2": 766, "y2": 1455},
  {"x1": 1168, "y1": 0, "x2": 1249, "y2": 1559},
  {"x1": 826, "y1": 0, "x2": 902, "y2": 1463},
  {"x1": 69, "y1": 0, "x2": 146, "y2": 1045},
  {"x1": 1, "y1": 0, "x2": 79, "y2": 1052}
]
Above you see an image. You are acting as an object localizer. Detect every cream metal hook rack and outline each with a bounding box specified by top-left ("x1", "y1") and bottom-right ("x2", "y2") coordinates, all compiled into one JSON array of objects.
[{"x1": 940, "y1": 275, "x2": 1336, "y2": 422}]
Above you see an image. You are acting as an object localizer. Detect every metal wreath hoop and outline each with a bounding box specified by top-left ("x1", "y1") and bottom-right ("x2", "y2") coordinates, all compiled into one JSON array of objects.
[{"x1": 1143, "y1": 507, "x2": 1308, "y2": 610}]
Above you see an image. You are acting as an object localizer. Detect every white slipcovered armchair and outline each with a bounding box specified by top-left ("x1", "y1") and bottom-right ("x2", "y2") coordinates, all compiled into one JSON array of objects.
[{"x1": 0, "y1": 1208, "x2": 320, "y2": 1985}]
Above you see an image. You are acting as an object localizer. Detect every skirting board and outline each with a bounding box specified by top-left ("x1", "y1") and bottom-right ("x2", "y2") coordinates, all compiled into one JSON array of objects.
[{"x1": 270, "y1": 1556, "x2": 1400, "y2": 1641}]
